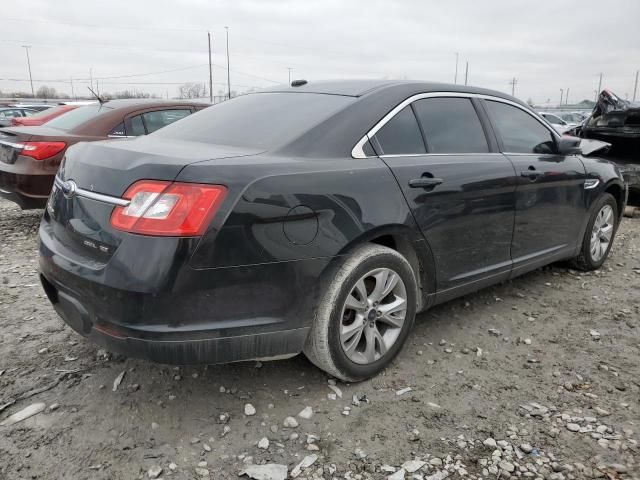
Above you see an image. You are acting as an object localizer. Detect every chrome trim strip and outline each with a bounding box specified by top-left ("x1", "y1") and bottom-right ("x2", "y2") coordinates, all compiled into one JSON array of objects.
[
  {"x1": 351, "y1": 91, "x2": 559, "y2": 159},
  {"x1": 379, "y1": 152, "x2": 505, "y2": 158},
  {"x1": 54, "y1": 176, "x2": 130, "y2": 206},
  {"x1": 351, "y1": 136, "x2": 369, "y2": 159},
  {"x1": 0, "y1": 139, "x2": 25, "y2": 150},
  {"x1": 584, "y1": 178, "x2": 600, "y2": 190}
]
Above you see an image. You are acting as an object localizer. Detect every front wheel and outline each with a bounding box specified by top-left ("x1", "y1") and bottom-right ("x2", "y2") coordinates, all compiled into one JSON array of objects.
[
  {"x1": 304, "y1": 243, "x2": 418, "y2": 382},
  {"x1": 571, "y1": 193, "x2": 618, "y2": 271}
]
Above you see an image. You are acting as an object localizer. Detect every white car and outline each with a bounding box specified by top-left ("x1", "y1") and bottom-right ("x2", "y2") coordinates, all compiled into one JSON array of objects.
[{"x1": 538, "y1": 112, "x2": 577, "y2": 134}]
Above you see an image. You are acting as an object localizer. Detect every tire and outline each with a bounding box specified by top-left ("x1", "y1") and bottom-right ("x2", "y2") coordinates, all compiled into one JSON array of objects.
[
  {"x1": 304, "y1": 243, "x2": 418, "y2": 382},
  {"x1": 571, "y1": 193, "x2": 618, "y2": 271}
]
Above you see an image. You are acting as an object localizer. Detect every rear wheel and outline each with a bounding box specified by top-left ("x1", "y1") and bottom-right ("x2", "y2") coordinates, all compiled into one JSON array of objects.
[
  {"x1": 304, "y1": 243, "x2": 417, "y2": 382},
  {"x1": 571, "y1": 193, "x2": 618, "y2": 271}
]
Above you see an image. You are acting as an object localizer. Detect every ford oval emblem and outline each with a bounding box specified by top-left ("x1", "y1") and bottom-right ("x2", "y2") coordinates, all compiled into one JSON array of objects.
[{"x1": 60, "y1": 180, "x2": 77, "y2": 199}]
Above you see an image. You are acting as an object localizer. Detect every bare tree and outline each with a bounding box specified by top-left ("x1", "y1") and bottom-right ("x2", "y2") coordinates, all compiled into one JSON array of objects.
[
  {"x1": 179, "y1": 83, "x2": 205, "y2": 99},
  {"x1": 36, "y1": 85, "x2": 58, "y2": 99}
]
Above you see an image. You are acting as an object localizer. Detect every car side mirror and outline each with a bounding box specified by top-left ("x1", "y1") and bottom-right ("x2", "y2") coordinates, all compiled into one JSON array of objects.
[{"x1": 556, "y1": 135, "x2": 582, "y2": 155}]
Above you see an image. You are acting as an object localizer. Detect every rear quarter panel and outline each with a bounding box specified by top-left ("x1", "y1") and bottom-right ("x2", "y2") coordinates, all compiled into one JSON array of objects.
[{"x1": 178, "y1": 156, "x2": 425, "y2": 268}]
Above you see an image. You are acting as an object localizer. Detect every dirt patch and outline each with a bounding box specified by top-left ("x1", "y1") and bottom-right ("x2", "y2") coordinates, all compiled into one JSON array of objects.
[{"x1": 0, "y1": 198, "x2": 638, "y2": 479}]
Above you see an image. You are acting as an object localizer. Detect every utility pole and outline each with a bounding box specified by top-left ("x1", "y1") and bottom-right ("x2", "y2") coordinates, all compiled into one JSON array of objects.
[
  {"x1": 70, "y1": 77, "x2": 76, "y2": 100},
  {"x1": 508, "y1": 77, "x2": 517, "y2": 97},
  {"x1": 565, "y1": 87, "x2": 570, "y2": 106},
  {"x1": 89, "y1": 67, "x2": 94, "y2": 92},
  {"x1": 560, "y1": 88, "x2": 564, "y2": 106},
  {"x1": 454, "y1": 52, "x2": 459, "y2": 84},
  {"x1": 464, "y1": 61, "x2": 468, "y2": 86},
  {"x1": 634, "y1": 70, "x2": 638, "y2": 102},
  {"x1": 208, "y1": 32, "x2": 213, "y2": 103},
  {"x1": 22, "y1": 45, "x2": 35, "y2": 98},
  {"x1": 597, "y1": 72, "x2": 603, "y2": 94},
  {"x1": 225, "y1": 26, "x2": 231, "y2": 100},
  {"x1": 288, "y1": 67, "x2": 293, "y2": 85}
]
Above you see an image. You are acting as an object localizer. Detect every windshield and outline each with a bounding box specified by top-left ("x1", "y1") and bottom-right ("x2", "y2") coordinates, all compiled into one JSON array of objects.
[
  {"x1": 27, "y1": 105, "x2": 73, "y2": 120},
  {"x1": 154, "y1": 92, "x2": 354, "y2": 150},
  {"x1": 45, "y1": 104, "x2": 113, "y2": 131}
]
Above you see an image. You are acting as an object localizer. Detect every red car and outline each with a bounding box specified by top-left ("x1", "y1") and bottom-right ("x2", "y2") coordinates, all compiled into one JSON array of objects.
[
  {"x1": 12, "y1": 105, "x2": 79, "y2": 127},
  {"x1": 0, "y1": 99, "x2": 207, "y2": 209}
]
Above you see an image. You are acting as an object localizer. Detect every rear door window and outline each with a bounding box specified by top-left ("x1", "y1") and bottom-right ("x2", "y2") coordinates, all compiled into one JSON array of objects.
[
  {"x1": 373, "y1": 106, "x2": 426, "y2": 155},
  {"x1": 142, "y1": 109, "x2": 191, "y2": 134},
  {"x1": 413, "y1": 97, "x2": 489, "y2": 153},
  {"x1": 486, "y1": 101, "x2": 556, "y2": 154}
]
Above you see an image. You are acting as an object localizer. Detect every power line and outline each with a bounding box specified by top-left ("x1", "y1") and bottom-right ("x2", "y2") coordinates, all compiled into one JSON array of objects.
[
  {"x1": 2, "y1": 16, "x2": 206, "y2": 33},
  {"x1": 0, "y1": 78, "x2": 262, "y2": 89},
  {"x1": 0, "y1": 61, "x2": 279, "y2": 85}
]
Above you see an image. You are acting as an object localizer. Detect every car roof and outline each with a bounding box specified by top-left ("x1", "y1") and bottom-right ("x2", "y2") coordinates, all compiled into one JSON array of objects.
[{"x1": 258, "y1": 79, "x2": 518, "y2": 102}]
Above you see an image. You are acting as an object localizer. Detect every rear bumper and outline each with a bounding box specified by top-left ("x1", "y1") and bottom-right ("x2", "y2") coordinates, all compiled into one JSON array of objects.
[
  {"x1": 0, "y1": 160, "x2": 53, "y2": 209},
  {"x1": 39, "y1": 220, "x2": 331, "y2": 364},
  {"x1": 40, "y1": 273, "x2": 309, "y2": 364},
  {"x1": 0, "y1": 184, "x2": 47, "y2": 209}
]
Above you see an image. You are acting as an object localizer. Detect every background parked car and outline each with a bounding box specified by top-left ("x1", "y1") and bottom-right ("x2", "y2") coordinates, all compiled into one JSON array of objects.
[
  {"x1": 538, "y1": 111, "x2": 576, "y2": 134},
  {"x1": 9, "y1": 103, "x2": 54, "y2": 112},
  {"x1": 11, "y1": 104, "x2": 80, "y2": 127},
  {"x1": 0, "y1": 107, "x2": 38, "y2": 127},
  {"x1": 558, "y1": 111, "x2": 587, "y2": 124},
  {"x1": 0, "y1": 99, "x2": 208, "y2": 209}
]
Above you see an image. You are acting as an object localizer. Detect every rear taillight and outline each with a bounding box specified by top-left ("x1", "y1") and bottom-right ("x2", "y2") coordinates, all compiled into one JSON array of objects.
[
  {"x1": 110, "y1": 180, "x2": 227, "y2": 236},
  {"x1": 21, "y1": 141, "x2": 67, "y2": 160}
]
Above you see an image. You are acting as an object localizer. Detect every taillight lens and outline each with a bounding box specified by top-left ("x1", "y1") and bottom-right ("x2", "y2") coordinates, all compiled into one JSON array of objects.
[
  {"x1": 111, "y1": 180, "x2": 227, "y2": 236},
  {"x1": 21, "y1": 141, "x2": 67, "y2": 160}
]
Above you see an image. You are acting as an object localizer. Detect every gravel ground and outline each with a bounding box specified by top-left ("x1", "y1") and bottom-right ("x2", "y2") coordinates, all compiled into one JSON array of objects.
[{"x1": 0, "y1": 197, "x2": 638, "y2": 480}]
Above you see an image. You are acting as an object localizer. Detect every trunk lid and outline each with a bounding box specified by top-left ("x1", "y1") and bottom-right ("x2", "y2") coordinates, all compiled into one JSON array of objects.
[
  {"x1": 59, "y1": 135, "x2": 262, "y2": 196},
  {"x1": 0, "y1": 126, "x2": 93, "y2": 165},
  {"x1": 44, "y1": 137, "x2": 262, "y2": 265}
]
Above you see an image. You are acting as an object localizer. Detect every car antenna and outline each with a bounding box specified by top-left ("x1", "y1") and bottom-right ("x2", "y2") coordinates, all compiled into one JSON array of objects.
[{"x1": 87, "y1": 86, "x2": 105, "y2": 105}]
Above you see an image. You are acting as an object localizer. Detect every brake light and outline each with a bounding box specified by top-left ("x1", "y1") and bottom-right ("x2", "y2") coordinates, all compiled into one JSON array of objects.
[
  {"x1": 21, "y1": 141, "x2": 67, "y2": 160},
  {"x1": 110, "y1": 180, "x2": 227, "y2": 236}
]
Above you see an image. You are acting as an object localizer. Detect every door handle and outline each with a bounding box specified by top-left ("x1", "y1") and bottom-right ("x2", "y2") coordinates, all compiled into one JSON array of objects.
[
  {"x1": 408, "y1": 177, "x2": 444, "y2": 189},
  {"x1": 520, "y1": 170, "x2": 543, "y2": 179}
]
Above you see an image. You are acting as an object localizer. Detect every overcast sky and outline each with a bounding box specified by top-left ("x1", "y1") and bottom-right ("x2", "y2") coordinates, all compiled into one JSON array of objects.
[{"x1": 1, "y1": 0, "x2": 639, "y2": 105}]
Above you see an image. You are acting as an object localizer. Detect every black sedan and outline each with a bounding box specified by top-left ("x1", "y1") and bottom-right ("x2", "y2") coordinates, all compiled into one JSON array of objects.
[{"x1": 39, "y1": 80, "x2": 627, "y2": 381}]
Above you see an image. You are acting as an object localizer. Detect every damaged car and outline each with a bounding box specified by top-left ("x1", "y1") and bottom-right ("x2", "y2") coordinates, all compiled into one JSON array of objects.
[
  {"x1": 570, "y1": 90, "x2": 640, "y2": 202},
  {"x1": 39, "y1": 80, "x2": 627, "y2": 381}
]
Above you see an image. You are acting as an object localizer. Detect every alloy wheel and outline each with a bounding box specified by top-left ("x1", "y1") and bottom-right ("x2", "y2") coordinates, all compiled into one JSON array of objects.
[
  {"x1": 339, "y1": 268, "x2": 407, "y2": 365},
  {"x1": 590, "y1": 204, "x2": 614, "y2": 262}
]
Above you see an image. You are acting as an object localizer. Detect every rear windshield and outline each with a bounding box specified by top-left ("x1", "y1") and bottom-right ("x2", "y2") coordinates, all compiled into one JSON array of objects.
[
  {"x1": 27, "y1": 105, "x2": 72, "y2": 120},
  {"x1": 153, "y1": 92, "x2": 354, "y2": 149},
  {"x1": 45, "y1": 104, "x2": 113, "y2": 131}
]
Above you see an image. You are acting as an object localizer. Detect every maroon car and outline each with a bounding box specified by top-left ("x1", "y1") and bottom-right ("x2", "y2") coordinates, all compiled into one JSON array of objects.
[{"x1": 0, "y1": 99, "x2": 208, "y2": 209}]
